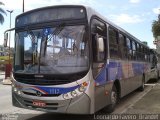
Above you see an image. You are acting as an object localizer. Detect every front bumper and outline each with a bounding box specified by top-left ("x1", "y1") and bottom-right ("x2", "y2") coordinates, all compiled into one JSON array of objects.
[{"x1": 12, "y1": 89, "x2": 91, "y2": 114}]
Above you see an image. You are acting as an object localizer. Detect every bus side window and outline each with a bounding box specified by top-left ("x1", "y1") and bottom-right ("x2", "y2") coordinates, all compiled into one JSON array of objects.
[
  {"x1": 132, "y1": 41, "x2": 137, "y2": 60},
  {"x1": 126, "y1": 38, "x2": 132, "y2": 60},
  {"x1": 144, "y1": 48, "x2": 148, "y2": 62},
  {"x1": 136, "y1": 43, "x2": 141, "y2": 61},
  {"x1": 119, "y1": 33, "x2": 127, "y2": 59},
  {"x1": 147, "y1": 49, "x2": 150, "y2": 62},
  {"x1": 91, "y1": 19, "x2": 106, "y2": 62},
  {"x1": 141, "y1": 46, "x2": 145, "y2": 61},
  {"x1": 109, "y1": 27, "x2": 119, "y2": 59}
]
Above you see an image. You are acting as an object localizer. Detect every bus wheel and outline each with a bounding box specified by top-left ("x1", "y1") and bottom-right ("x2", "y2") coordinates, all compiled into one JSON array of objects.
[
  {"x1": 138, "y1": 76, "x2": 145, "y2": 91},
  {"x1": 157, "y1": 71, "x2": 159, "y2": 82},
  {"x1": 103, "y1": 85, "x2": 118, "y2": 113}
]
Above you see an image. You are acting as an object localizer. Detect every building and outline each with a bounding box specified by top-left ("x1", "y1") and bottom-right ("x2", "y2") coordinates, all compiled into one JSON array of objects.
[{"x1": 0, "y1": 45, "x2": 8, "y2": 56}]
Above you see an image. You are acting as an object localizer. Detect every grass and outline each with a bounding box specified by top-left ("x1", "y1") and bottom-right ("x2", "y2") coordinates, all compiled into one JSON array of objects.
[
  {"x1": 0, "y1": 56, "x2": 9, "y2": 60},
  {"x1": 0, "y1": 56, "x2": 13, "y2": 64}
]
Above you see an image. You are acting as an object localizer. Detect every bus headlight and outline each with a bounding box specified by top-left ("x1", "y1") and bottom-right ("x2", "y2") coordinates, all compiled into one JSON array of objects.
[
  {"x1": 18, "y1": 90, "x2": 21, "y2": 95},
  {"x1": 63, "y1": 81, "x2": 89, "y2": 100},
  {"x1": 63, "y1": 93, "x2": 70, "y2": 99},
  {"x1": 79, "y1": 86, "x2": 85, "y2": 92},
  {"x1": 71, "y1": 90, "x2": 77, "y2": 97},
  {"x1": 78, "y1": 81, "x2": 88, "y2": 92},
  {"x1": 14, "y1": 88, "x2": 17, "y2": 92}
]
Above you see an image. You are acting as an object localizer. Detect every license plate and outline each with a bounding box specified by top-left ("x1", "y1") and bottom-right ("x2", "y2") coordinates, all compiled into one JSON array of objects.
[{"x1": 33, "y1": 101, "x2": 46, "y2": 107}]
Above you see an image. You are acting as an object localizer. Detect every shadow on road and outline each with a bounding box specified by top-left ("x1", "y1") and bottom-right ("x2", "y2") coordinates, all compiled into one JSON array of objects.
[
  {"x1": 147, "y1": 78, "x2": 159, "y2": 84},
  {"x1": 23, "y1": 113, "x2": 95, "y2": 120}
]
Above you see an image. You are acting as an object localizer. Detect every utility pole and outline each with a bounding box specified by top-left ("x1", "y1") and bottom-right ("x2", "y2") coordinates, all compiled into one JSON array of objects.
[
  {"x1": 23, "y1": 0, "x2": 24, "y2": 13},
  {"x1": 158, "y1": 9, "x2": 160, "y2": 22},
  {"x1": 3, "y1": 10, "x2": 13, "y2": 84},
  {"x1": 6, "y1": 10, "x2": 13, "y2": 65},
  {"x1": 5, "y1": 10, "x2": 13, "y2": 79}
]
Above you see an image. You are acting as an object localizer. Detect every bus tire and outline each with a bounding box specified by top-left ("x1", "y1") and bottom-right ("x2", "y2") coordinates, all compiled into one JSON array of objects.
[
  {"x1": 156, "y1": 71, "x2": 159, "y2": 82},
  {"x1": 138, "y1": 76, "x2": 145, "y2": 91},
  {"x1": 103, "y1": 84, "x2": 118, "y2": 113}
]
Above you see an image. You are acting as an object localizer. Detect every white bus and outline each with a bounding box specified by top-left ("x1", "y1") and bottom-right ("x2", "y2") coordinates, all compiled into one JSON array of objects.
[{"x1": 4, "y1": 5, "x2": 157, "y2": 114}]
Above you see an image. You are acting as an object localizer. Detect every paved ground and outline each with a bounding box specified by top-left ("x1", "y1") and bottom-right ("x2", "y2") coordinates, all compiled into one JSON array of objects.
[
  {"x1": 0, "y1": 72, "x2": 160, "y2": 120},
  {"x1": 113, "y1": 83, "x2": 156, "y2": 114},
  {"x1": 0, "y1": 84, "x2": 43, "y2": 114},
  {"x1": 125, "y1": 82, "x2": 160, "y2": 114},
  {"x1": 0, "y1": 71, "x2": 5, "y2": 82}
]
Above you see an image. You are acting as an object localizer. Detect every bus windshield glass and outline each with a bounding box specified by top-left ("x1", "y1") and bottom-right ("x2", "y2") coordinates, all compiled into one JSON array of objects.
[{"x1": 14, "y1": 25, "x2": 89, "y2": 74}]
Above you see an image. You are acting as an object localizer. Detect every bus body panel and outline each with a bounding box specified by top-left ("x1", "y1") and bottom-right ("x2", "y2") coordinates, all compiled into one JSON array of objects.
[
  {"x1": 12, "y1": 69, "x2": 94, "y2": 114},
  {"x1": 94, "y1": 59, "x2": 151, "y2": 111},
  {"x1": 95, "y1": 84, "x2": 112, "y2": 112},
  {"x1": 9, "y1": 5, "x2": 159, "y2": 114},
  {"x1": 12, "y1": 89, "x2": 90, "y2": 114}
]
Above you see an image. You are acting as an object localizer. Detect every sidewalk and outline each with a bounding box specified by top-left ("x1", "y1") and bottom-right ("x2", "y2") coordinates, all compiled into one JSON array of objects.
[
  {"x1": 125, "y1": 82, "x2": 160, "y2": 114},
  {"x1": 0, "y1": 71, "x2": 12, "y2": 84},
  {"x1": 0, "y1": 71, "x2": 5, "y2": 82}
]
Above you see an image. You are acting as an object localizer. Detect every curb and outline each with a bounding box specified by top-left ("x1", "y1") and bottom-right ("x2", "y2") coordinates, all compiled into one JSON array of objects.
[{"x1": 2, "y1": 77, "x2": 12, "y2": 85}]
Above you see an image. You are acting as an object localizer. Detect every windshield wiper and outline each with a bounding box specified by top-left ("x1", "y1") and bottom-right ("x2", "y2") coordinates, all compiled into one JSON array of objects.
[
  {"x1": 25, "y1": 29, "x2": 39, "y2": 68},
  {"x1": 38, "y1": 23, "x2": 66, "y2": 73},
  {"x1": 53, "y1": 23, "x2": 65, "y2": 35},
  {"x1": 46, "y1": 23, "x2": 65, "y2": 42}
]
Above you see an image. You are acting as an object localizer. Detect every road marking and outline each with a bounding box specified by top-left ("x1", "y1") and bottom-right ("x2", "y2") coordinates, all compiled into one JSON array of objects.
[
  {"x1": 112, "y1": 83, "x2": 157, "y2": 114},
  {"x1": 145, "y1": 84, "x2": 157, "y2": 86},
  {"x1": 120, "y1": 83, "x2": 157, "y2": 114}
]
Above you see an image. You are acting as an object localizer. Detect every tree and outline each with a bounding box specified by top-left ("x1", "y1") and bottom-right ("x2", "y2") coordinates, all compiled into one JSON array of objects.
[
  {"x1": 0, "y1": 2, "x2": 6, "y2": 24},
  {"x1": 152, "y1": 20, "x2": 160, "y2": 39},
  {"x1": 152, "y1": 17, "x2": 160, "y2": 40}
]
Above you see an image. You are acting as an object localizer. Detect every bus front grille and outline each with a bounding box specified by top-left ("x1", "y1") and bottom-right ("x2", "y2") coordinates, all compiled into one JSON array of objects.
[
  {"x1": 16, "y1": 78, "x2": 73, "y2": 85},
  {"x1": 23, "y1": 91, "x2": 61, "y2": 97},
  {"x1": 14, "y1": 72, "x2": 87, "y2": 85}
]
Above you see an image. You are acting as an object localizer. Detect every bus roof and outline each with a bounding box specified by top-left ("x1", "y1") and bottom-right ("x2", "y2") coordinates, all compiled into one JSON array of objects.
[{"x1": 16, "y1": 5, "x2": 148, "y2": 48}]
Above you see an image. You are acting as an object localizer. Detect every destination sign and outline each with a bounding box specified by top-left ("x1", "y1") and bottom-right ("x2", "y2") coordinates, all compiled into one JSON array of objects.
[{"x1": 16, "y1": 6, "x2": 86, "y2": 27}]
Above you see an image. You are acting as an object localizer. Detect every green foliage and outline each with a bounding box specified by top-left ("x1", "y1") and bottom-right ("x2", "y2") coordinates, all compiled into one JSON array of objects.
[
  {"x1": 0, "y1": 56, "x2": 13, "y2": 64},
  {"x1": 0, "y1": 56, "x2": 9, "y2": 60},
  {"x1": 152, "y1": 20, "x2": 160, "y2": 39}
]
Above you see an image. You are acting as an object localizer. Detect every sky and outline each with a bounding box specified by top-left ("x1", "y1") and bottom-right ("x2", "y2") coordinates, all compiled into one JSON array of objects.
[{"x1": 0, "y1": 0, "x2": 160, "y2": 48}]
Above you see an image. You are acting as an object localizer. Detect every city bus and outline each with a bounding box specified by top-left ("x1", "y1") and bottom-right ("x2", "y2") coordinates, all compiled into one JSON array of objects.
[{"x1": 4, "y1": 5, "x2": 156, "y2": 114}]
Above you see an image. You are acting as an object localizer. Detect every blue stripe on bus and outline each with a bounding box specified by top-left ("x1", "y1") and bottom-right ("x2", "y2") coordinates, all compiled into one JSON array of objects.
[
  {"x1": 95, "y1": 61, "x2": 149, "y2": 86},
  {"x1": 108, "y1": 61, "x2": 118, "y2": 68},
  {"x1": 95, "y1": 68, "x2": 106, "y2": 85},
  {"x1": 132, "y1": 63, "x2": 144, "y2": 75},
  {"x1": 25, "y1": 85, "x2": 80, "y2": 94},
  {"x1": 117, "y1": 62, "x2": 124, "y2": 79}
]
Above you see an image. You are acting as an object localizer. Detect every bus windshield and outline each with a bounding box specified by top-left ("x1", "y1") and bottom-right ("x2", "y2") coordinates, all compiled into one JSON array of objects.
[{"x1": 14, "y1": 25, "x2": 89, "y2": 74}]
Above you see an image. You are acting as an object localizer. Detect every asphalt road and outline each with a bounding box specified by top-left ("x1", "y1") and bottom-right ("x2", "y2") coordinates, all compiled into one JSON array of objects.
[{"x1": 0, "y1": 76, "x2": 157, "y2": 120}]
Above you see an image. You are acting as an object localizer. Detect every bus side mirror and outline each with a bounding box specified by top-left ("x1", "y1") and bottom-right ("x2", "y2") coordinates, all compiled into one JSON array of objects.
[
  {"x1": 97, "y1": 37, "x2": 104, "y2": 52},
  {"x1": 4, "y1": 33, "x2": 8, "y2": 47}
]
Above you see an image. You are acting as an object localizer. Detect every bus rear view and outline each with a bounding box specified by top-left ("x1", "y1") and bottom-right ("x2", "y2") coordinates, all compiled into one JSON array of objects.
[{"x1": 11, "y1": 5, "x2": 92, "y2": 114}]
